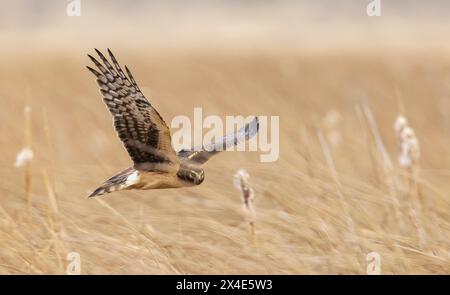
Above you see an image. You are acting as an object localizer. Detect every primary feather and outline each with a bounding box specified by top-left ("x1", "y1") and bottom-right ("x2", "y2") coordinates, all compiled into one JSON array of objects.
[{"x1": 87, "y1": 49, "x2": 177, "y2": 170}]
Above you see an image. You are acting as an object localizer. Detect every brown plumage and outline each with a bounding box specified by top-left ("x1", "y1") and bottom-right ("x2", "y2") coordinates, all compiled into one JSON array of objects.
[{"x1": 87, "y1": 49, "x2": 259, "y2": 197}]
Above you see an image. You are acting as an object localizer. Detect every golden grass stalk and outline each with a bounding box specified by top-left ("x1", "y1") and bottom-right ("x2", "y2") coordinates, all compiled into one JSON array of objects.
[
  {"x1": 94, "y1": 198, "x2": 179, "y2": 273},
  {"x1": 394, "y1": 115, "x2": 426, "y2": 248},
  {"x1": 42, "y1": 168, "x2": 68, "y2": 273},
  {"x1": 317, "y1": 128, "x2": 358, "y2": 250},
  {"x1": 355, "y1": 105, "x2": 381, "y2": 186},
  {"x1": 14, "y1": 106, "x2": 34, "y2": 217},
  {"x1": 24, "y1": 106, "x2": 32, "y2": 205},
  {"x1": 300, "y1": 126, "x2": 315, "y2": 179},
  {"x1": 42, "y1": 169, "x2": 60, "y2": 232},
  {"x1": 42, "y1": 107, "x2": 52, "y2": 152},
  {"x1": 361, "y1": 102, "x2": 406, "y2": 235},
  {"x1": 356, "y1": 104, "x2": 407, "y2": 269},
  {"x1": 233, "y1": 169, "x2": 256, "y2": 243}
]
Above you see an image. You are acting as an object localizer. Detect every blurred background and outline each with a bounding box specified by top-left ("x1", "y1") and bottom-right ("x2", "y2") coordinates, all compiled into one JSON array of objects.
[
  {"x1": 2, "y1": 0, "x2": 450, "y2": 54},
  {"x1": 0, "y1": 0, "x2": 449, "y2": 274}
]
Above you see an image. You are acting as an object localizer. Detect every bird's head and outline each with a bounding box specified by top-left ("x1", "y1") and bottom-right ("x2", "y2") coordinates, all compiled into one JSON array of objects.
[{"x1": 177, "y1": 164, "x2": 205, "y2": 185}]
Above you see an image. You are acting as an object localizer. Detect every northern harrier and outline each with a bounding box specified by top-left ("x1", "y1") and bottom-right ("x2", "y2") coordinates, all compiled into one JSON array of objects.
[{"x1": 87, "y1": 49, "x2": 259, "y2": 197}]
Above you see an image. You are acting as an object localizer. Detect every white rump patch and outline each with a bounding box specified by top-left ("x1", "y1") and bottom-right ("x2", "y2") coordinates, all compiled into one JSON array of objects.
[{"x1": 125, "y1": 171, "x2": 140, "y2": 186}]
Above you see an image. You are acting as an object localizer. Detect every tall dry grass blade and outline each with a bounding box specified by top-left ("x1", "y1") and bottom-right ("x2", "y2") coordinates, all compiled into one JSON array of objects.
[
  {"x1": 233, "y1": 169, "x2": 256, "y2": 244},
  {"x1": 317, "y1": 128, "x2": 359, "y2": 251},
  {"x1": 361, "y1": 102, "x2": 406, "y2": 235},
  {"x1": 13, "y1": 106, "x2": 35, "y2": 221},
  {"x1": 406, "y1": 189, "x2": 427, "y2": 249},
  {"x1": 404, "y1": 169, "x2": 443, "y2": 246},
  {"x1": 361, "y1": 102, "x2": 410, "y2": 270},
  {"x1": 361, "y1": 103, "x2": 393, "y2": 169},
  {"x1": 300, "y1": 126, "x2": 315, "y2": 179},
  {"x1": 42, "y1": 108, "x2": 70, "y2": 237},
  {"x1": 42, "y1": 107, "x2": 56, "y2": 176},
  {"x1": 94, "y1": 198, "x2": 179, "y2": 274},
  {"x1": 42, "y1": 169, "x2": 67, "y2": 273},
  {"x1": 317, "y1": 128, "x2": 362, "y2": 266},
  {"x1": 394, "y1": 115, "x2": 427, "y2": 249},
  {"x1": 355, "y1": 105, "x2": 407, "y2": 270},
  {"x1": 42, "y1": 169, "x2": 60, "y2": 231},
  {"x1": 42, "y1": 107, "x2": 53, "y2": 152},
  {"x1": 23, "y1": 106, "x2": 33, "y2": 216},
  {"x1": 355, "y1": 104, "x2": 395, "y2": 233},
  {"x1": 355, "y1": 104, "x2": 381, "y2": 185}
]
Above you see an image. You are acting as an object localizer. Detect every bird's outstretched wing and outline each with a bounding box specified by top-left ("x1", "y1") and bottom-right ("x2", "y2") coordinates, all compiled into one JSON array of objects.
[
  {"x1": 177, "y1": 117, "x2": 259, "y2": 165},
  {"x1": 87, "y1": 49, "x2": 177, "y2": 170}
]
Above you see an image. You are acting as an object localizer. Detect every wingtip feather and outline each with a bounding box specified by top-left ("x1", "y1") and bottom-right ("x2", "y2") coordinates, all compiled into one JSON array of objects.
[
  {"x1": 87, "y1": 187, "x2": 105, "y2": 198},
  {"x1": 87, "y1": 54, "x2": 100, "y2": 65},
  {"x1": 253, "y1": 116, "x2": 259, "y2": 131},
  {"x1": 245, "y1": 116, "x2": 259, "y2": 140},
  {"x1": 86, "y1": 65, "x2": 101, "y2": 76}
]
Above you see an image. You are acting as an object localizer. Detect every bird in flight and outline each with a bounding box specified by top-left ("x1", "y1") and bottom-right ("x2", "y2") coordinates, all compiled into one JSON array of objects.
[{"x1": 86, "y1": 49, "x2": 259, "y2": 197}]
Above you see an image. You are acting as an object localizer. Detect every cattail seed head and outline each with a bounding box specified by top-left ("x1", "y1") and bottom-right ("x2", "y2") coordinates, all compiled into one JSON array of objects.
[
  {"x1": 323, "y1": 110, "x2": 342, "y2": 147},
  {"x1": 233, "y1": 169, "x2": 255, "y2": 216},
  {"x1": 394, "y1": 115, "x2": 408, "y2": 134},
  {"x1": 234, "y1": 169, "x2": 256, "y2": 242},
  {"x1": 394, "y1": 115, "x2": 420, "y2": 168},
  {"x1": 14, "y1": 147, "x2": 34, "y2": 168}
]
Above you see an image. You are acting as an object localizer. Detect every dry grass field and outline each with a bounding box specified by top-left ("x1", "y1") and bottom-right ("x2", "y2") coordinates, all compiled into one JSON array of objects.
[{"x1": 0, "y1": 1, "x2": 449, "y2": 274}]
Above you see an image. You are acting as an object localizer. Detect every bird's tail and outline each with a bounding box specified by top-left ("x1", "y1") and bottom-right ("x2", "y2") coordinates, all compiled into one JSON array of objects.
[{"x1": 88, "y1": 167, "x2": 137, "y2": 198}]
